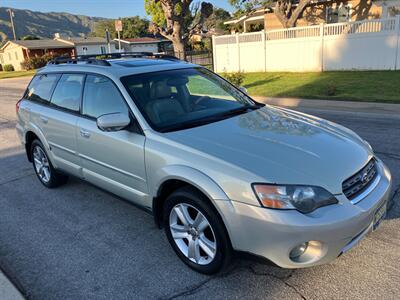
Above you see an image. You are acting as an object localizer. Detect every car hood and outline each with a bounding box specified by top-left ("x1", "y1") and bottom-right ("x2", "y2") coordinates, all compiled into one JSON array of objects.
[{"x1": 166, "y1": 106, "x2": 372, "y2": 194}]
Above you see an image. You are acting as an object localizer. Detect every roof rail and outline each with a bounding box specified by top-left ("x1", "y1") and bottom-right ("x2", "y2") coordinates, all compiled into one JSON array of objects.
[
  {"x1": 47, "y1": 56, "x2": 111, "y2": 66},
  {"x1": 47, "y1": 52, "x2": 181, "y2": 66},
  {"x1": 78, "y1": 52, "x2": 180, "y2": 61}
]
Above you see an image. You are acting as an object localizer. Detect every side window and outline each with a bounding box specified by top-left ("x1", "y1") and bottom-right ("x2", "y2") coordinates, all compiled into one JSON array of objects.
[
  {"x1": 25, "y1": 74, "x2": 60, "y2": 103},
  {"x1": 82, "y1": 75, "x2": 128, "y2": 118},
  {"x1": 51, "y1": 74, "x2": 85, "y2": 111}
]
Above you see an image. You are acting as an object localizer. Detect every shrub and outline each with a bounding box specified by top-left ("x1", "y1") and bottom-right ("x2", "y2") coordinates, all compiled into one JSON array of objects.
[
  {"x1": 21, "y1": 53, "x2": 55, "y2": 70},
  {"x1": 222, "y1": 70, "x2": 245, "y2": 87},
  {"x1": 326, "y1": 85, "x2": 337, "y2": 96},
  {"x1": 3, "y1": 64, "x2": 14, "y2": 71}
]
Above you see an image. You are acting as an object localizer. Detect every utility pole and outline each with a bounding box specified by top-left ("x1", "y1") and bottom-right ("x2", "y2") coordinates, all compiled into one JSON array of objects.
[{"x1": 6, "y1": 9, "x2": 17, "y2": 40}]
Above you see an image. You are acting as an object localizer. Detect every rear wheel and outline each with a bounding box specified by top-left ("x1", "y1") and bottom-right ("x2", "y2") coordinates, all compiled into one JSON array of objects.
[
  {"x1": 31, "y1": 139, "x2": 68, "y2": 188},
  {"x1": 163, "y1": 186, "x2": 232, "y2": 274}
]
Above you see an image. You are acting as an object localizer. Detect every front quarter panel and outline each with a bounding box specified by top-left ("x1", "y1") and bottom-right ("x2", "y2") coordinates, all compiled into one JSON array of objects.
[{"x1": 144, "y1": 131, "x2": 263, "y2": 207}]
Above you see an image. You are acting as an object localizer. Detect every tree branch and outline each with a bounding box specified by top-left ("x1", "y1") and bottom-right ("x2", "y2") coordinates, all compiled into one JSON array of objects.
[{"x1": 287, "y1": 0, "x2": 312, "y2": 28}]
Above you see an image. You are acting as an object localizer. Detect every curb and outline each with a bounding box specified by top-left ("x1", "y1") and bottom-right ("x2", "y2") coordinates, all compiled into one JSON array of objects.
[
  {"x1": 252, "y1": 96, "x2": 400, "y2": 115},
  {"x1": 0, "y1": 269, "x2": 25, "y2": 300}
]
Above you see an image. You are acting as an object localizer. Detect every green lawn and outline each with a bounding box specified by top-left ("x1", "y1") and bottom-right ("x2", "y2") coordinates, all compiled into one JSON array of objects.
[
  {"x1": 242, "y1": 71, "x2": 400, "y2": 103},
  {"x1": 0, "y1": 70, "x2": 36, "y2": 80}
]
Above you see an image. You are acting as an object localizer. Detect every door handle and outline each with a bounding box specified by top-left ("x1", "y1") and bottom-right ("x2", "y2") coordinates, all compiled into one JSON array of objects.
[
  {"x1": 40, "y1": 116, "x2": 48, "y2": 124},
  {"x1": 80, "y1": 129, "x2": 91, "y2": 138}
]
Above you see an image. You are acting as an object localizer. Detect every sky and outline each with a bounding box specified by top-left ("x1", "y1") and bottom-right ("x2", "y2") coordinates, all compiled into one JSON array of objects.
[{"x1": 1, "y1": 0, "x2": 234, "y2": 19}]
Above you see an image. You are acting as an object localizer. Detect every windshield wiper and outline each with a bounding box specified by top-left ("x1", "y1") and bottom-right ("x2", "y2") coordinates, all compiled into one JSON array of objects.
[
  {"x1": 220, "y1": 105, "x2": 260, "y2": 117},
  {"x1": 159, "y1": 114, "x2": 226, "y2": 132},
  {"x1": 160, "y1": 105, "x2": 261, "y2": 133}
]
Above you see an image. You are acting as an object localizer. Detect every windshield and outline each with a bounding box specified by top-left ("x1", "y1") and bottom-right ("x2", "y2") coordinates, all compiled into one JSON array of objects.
[{"x1": 121, "y1": 68, "x2": 262, "y2": 132}]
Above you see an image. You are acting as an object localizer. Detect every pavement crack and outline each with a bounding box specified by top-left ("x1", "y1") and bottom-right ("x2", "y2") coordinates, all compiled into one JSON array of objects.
[
  {"x1": 160, "y1": 277, "x2": 214, "y2": 300},
  {"x1": 246, "y1": 266, "x2": 307, "y2": 300},
  {"x1": 160, "y1": 264, "x2": 240, "y2": 300},
  {"x1": 0, "y1": 172, "x2": 35, "y2": 187},
  {"x1": 161, "y1": 263, "x2": 307, "y2": 300}
]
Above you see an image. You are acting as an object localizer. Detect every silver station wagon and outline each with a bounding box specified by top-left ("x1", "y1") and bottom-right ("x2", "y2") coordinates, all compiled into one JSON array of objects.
[{"x1": 16, "y1": 53, "x2": 392, "y2": 274}]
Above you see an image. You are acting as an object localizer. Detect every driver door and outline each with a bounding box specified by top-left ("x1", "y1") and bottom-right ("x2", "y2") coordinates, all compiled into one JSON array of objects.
[{"x1": 76, "y1": 74, "x2": 148, "y2": 207}]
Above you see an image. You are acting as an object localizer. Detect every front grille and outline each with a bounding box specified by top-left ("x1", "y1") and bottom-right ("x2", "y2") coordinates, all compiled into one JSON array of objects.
[{"x1": 342, "y1": 159, "x2": 378, "y2": 200}]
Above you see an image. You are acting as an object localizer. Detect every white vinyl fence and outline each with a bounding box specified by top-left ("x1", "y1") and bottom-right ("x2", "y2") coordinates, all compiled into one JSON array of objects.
[{"x1": 212, "y1": 16, "x2": 400, "y2": 72}]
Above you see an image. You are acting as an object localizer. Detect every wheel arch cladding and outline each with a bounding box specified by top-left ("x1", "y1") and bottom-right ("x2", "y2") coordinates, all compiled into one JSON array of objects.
[{"x1": 151, "y1": 165, "x2": 231, "y2": 228}]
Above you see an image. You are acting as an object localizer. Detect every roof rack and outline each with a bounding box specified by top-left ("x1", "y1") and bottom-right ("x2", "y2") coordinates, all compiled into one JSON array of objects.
[{"x1": 47, "y1": 52, "x2": 181, "y2": 66}]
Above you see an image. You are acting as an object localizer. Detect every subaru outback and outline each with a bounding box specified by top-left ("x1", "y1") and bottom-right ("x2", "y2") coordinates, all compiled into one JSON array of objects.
[{"x1": 16, "y1": 53, "x2": 392, "y2": 274}]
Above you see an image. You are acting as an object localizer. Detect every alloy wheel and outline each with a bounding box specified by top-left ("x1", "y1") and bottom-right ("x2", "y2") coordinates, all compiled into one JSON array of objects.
[
  {"x1": 33, "y1": 145, "x2": 51, "y2": 183},
  {"x1": 169, "y1": 203, "x2": 217, "y2": 265}
]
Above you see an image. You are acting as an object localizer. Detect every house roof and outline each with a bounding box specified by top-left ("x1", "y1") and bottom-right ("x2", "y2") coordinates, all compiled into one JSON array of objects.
[
  {"x1": 114, "y1": 37, "x2": 168, "y2": 44},
  {"x1": 1, "y1": 39, "x2": 74, "y2": 51},
  {"x1": 55, "y1": 37, "x2": 112, "y2": 45},
  {"x1": 224, "y1": 8, "x2": 269, "y2": 25}
]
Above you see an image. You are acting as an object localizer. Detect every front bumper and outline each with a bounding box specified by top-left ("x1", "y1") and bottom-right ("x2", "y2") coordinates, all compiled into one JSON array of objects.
[{"x1": 218, "y1": 160, "x2": 392, "y2": 268}]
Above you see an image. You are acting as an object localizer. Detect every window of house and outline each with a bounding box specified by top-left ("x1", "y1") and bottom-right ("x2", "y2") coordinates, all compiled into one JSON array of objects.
[
  {"x1": 0, "y1": 54, "x2": 4, "y2": 64},
  {"x1": 51, "y1": 74, "x2": 85, "y2": 111},
  {"x1": 25, "y1": 74, "x2": 61, "y2": 103},
  {"x1": 100, "y1": 46, "x2": 106, "y2": 54},
  {"x1": 327, "y1": 4, "x2": 351, "y2": 23},
  {"x1": 14, "y1": 52, "x2": 18, "y2": 60},
  {"x1": 388, "y1": 6, "x2": 400, "y2": 17},
  {"x1": 82, "y1": 75, "x2": 128, "y2": 118},
  {"x1": 8, "y1": 53, "x2": 11, "y2": 60}
]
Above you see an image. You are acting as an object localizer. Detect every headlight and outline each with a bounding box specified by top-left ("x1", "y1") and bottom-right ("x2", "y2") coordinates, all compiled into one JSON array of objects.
[{"x1": 252, "y1": 184, "x2": 338, "y2": 214}]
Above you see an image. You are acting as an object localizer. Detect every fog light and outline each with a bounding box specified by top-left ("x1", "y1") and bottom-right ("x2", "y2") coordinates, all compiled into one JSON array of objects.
[{"x1": 289, "y1": 242, "x2": 309, "y2": 259}]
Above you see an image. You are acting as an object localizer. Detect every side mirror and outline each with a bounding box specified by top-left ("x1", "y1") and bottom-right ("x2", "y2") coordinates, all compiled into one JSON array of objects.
[
  {"x1": 239, "y1": 86, "x2": 248, "y2": 94},
  {"x1": 97, "y1": 112, "x2": 131, "y2": 132}
]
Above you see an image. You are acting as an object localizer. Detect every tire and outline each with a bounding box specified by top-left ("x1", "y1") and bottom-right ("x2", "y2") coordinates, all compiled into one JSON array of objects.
[
  {"x1": 163, "y1": 186, "x2": 232, "y2": 274},
  {"x1": 31, "y1": 139, "x2": 68, "y2": 188}
]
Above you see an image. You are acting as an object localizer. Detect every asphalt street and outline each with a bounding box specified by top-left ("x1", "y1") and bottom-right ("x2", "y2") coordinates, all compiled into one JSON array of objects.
[{"x1": 0, "y1": 77, "x2": 399, "y2": 300}]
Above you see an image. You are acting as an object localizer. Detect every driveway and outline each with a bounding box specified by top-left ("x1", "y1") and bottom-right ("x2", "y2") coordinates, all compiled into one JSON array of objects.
[{"x1": 0, "y1": 77, "x2": 399, "y2": 300}]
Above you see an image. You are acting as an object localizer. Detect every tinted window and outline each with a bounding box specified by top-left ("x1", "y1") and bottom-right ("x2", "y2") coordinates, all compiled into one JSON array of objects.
[
  {"x1": 25, "y1": 74, "x2": 60, "y2": 103},
  {"x1": 82, "y1": 75, "x2": 128, "y2": 118},
  {"x1": 51, "y1": 74, "x2": 85, "y2": 111}
]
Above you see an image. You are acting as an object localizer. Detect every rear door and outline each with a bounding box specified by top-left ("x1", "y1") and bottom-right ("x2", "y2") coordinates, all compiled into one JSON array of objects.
[
  {"x1": 76, "y1": 74, "x2": 148, "y2": 207},
  {"x1": 41, "y1": 73, "x2": 85, "y2": 177}
]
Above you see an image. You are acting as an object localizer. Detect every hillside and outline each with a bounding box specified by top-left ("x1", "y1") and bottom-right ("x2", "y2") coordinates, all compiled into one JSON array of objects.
[{"x1": 0, "y1": 7, "x2": 107, "y2": 42}]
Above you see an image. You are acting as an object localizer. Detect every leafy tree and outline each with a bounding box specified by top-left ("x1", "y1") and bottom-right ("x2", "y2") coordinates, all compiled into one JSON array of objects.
[
  {"x1": 229, "y1": 0, "x2": 314, "y2": 28},
  {"x1": 145, "y1": 0, "x2": 213, "y2": 56},
  {"x1": 204, "y1": 7, "x2": 231, "y2": 33},
  {"x1": 91, "y1": 16, "x2": 150, "y2": 39},
  {"x1": 121, "y1": 16, "x2": 150, "y2": 38}
]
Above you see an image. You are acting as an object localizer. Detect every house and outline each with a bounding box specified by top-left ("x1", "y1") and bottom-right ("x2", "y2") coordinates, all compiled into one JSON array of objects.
[
  {"x1": 113, "y1": 37, "x2": 172, "y2": 53},
  {"x1": 224, "y1": 0, "x2": 400, "y2": 33},
  {"x1": 0, "y1": 40, "x2": 74, "y2": 71},
  {"x1": 54, "y1": 35, "x2": 117, "y2": 55},
  {"x1": 0, "y1": 35, "x2": 118, "y2": 71}
]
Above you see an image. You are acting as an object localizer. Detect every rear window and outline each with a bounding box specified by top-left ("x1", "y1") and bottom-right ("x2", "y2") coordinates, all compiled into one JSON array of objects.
[{"x1": 25, "y1": 74, "x2": 60, "y2": 103}]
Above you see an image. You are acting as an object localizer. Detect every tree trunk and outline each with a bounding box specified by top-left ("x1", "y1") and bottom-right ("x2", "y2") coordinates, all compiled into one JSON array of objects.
[
  {"x1": 274, "y1": 0, "x2": 312, "y2": 28},
  {"x1": 172, "y1": 39, "x2": 186, "y2": 60}
]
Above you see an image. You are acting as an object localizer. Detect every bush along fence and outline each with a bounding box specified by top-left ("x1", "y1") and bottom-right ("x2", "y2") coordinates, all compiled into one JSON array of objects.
[{"x1": 212, "y1": 15, "x2": 400, "y2": 73}]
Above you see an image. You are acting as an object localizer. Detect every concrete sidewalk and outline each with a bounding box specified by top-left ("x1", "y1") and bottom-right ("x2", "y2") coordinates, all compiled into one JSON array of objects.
[
  {"x1": 252, "y1": 96, "x2": 400, "y2": 115},
  {"x1": 0, "y1": 270, "x2": 24, "y2": 300}
]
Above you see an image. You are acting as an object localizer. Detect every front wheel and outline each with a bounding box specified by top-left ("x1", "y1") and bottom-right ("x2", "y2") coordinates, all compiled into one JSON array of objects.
[{"x1": 163, "y1": 187, "x2": 232, "y2": 274}]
